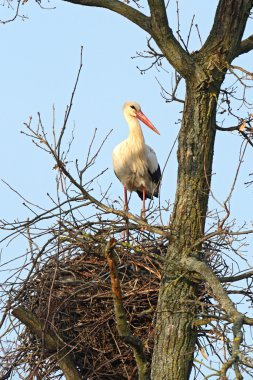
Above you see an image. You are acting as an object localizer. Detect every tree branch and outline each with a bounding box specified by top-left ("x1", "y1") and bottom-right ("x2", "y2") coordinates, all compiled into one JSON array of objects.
[
  {"x1": 181, "y1": 256, "x2": 244, "y2": 379},
  {"x1": 23, "y1": 115, "x2": 169, "y2": 237},
  {"x1": 63, "y1": 0, "x2": 194, "y2": 78},
  {"x1": 63, "y1": 0, "x2": 151, "y2": 34},
  {"x1": 220, "y1": 270, "x2": 253, "y2": 283},
  {"x1": 236, "y1": 34, "x2": 253, "y2": 57},
  {"x1": 58, "y1": 158, "x2": 167, "y2": 236},
  {"x1": 200, "y1": 0, "x2": 253, "y2": 63},
  {"x1": 147, "y1": 0, "x2": 194, "y2": 78},
  {"x1": 104, "y1": 239, "x2": 150, "y2": 380},
  {"x1": 182, "y1": 256, "x2": 242, "y2": 320},
  {"x1": 216, "y1": 124, "x2": 242, "y2": 132},
  {"x1": 12, "y1": 306, "x2": 82, "y2": 380}
]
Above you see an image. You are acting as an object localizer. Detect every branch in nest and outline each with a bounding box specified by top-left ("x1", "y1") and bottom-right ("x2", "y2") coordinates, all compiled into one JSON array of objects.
[
  {"x1": 104, "y1": 238, "x2": 150, "y2": 379},
  {"x1": 12, "y1": 306, "x2": 82, "y2": 380},
  {"x1": 0, "y1": 367, "x2": 13, "y2": 380}
]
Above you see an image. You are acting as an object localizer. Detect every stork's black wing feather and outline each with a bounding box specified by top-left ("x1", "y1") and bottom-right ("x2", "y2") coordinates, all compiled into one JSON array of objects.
[
  {"x1": 136, "y1": 190, "x2": 144, "y2": 200},
  {"x1": 136, "y1": 165, "x2": 161, "y2": 200},
  {"x1": 148, "y1": 164, "x2": 161, "y2": 186},
  {"x1": 148, "y1": 164, "x2": 161, "y2": 198}
]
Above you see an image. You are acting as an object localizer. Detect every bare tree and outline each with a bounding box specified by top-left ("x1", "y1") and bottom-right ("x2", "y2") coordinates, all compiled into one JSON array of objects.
[{"x1": 2, "y1": 1, "x2": 253, "y2": 380}]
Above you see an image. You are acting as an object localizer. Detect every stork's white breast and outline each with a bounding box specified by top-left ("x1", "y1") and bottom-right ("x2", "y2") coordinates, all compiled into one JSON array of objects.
[{"x1": 112, "y1": 140, "x2": 159, "y2": 192}]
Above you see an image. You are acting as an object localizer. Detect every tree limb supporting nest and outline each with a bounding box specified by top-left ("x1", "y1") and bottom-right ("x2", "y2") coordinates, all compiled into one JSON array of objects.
[{"x1": 12, "y1": 306, "x2": 82, "y2": 380}]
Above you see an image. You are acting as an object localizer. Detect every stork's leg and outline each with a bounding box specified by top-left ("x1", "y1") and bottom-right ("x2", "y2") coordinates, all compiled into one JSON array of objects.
[
  {"x1": 124, "y1": 186, "x2": 128, "y2": 212},
  {"x1": 123, "y1": 186, "x2": 129, "y2": 242},
  {"x1": 141, "y1": 188, "x2": 146, "y2": 219}
]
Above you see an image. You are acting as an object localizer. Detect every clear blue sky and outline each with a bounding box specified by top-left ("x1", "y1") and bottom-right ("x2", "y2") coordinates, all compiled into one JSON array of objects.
[
  {"x1": 0, "y1": 1, "x2": 216, "y2": 219},
  {"x1": 1, "y1": 1, "x2": 253, "y2": 377},
  {"x1": 1, "y1": 1, "x2": 252, "y2": 222},
  {"x1": 1, "y1": 0, "x2": 252, "y2": 217}
]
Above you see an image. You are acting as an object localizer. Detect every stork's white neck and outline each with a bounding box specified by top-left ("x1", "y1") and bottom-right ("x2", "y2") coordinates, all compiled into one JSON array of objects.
[{"x1": 125, "y1": 114, "x2": 145, "y2": 149}]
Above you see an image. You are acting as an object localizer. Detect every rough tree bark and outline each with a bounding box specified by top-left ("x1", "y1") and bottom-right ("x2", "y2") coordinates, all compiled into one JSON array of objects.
[
  {"x1": 59, "y1": 1, "x2": 253, "y2": 379},
  {"x1": 151, "y1": 81, "x2": 218, "y2": 379},
  {"x1": 151, "y1": 2, "x2": 253, "y2": 378}
]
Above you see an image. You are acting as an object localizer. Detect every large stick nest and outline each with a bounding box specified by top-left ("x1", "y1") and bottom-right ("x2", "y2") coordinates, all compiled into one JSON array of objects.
[{"x1": 15, "y1": 228, "x2": 166, "y2": 380}]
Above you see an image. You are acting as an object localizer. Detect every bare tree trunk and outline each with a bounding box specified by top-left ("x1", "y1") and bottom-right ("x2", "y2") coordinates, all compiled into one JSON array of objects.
[
  {"x1": 151, "y1": 79, "x2": 218, "y2": 379},
  {"x1": 151, "y1": 1, "x2": 253, "y2": 376}
]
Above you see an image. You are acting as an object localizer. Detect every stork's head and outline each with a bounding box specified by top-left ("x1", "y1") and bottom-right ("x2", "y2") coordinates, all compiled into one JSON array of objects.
[
  {"x1": 123, "y1": 101, "x2": 141, "y2": 118},
  {"x1": 123, "y1": 101, "x2": 160, "y2": 135}
]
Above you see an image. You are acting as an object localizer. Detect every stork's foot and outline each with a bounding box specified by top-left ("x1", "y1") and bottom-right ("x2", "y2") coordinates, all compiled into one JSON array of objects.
[
  {"x1": 141, "y1": 211, "x2": 146, "y2": 220},
  {"x1": 141, "y1": 208, "x2": 147, "y2": 221},
  {"x1": 123, "y1": 203, "x2": 129, "y2": 242},
  {"x1": 139, "y1": 211, "x2": 147, "y2": 236},
  {"x1": 122, "y1": 227, "x2": 129, "y2": 242},
  {"x1": 141, "y1": 188, "x2": 147, "y2": 221}
]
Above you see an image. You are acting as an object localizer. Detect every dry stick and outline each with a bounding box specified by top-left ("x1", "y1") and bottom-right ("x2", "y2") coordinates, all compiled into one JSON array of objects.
[
  {"x1": 216, "y1": 124, "x2": 243, "y2": 132},
  {"x1": 219, "y1": 139, "x2": 248, "y2": 230},
  {"x1": 0, "y1": 236, "x2": 56, "y2": 330},
  {"x1": 181, "y1": 256, "x2": 248, "y2": 380},
  {"x1": 158, "y1": 131, "x2": 179, "y2": 225},
  {"x1": 221, "y1": 270, "x2": 253, "y2": 283},
  {"x1": 56, "y1": 46, "x2": 83, "y2": 156},
  {"x1": 12, "y1": 306, "x2": 82, "y2": 380},
  {"x1": 230, "y1": 64, "x2": 253, "y2": 80},
  {"x1": 189, "y1": 227, "x2": 253, "y2": 252},
  {"x1": 104, "y1": 239, "x2": 150, "y2": 380},
  {"x1": 239, "y1": 129, "x2": 253, "y2": 148},
  {"x1": 176, "y1": 0, "x2": 188, "y2": 52},
  {"x1": 0, "y1": 0, "x2": 24, "y2": 24}
]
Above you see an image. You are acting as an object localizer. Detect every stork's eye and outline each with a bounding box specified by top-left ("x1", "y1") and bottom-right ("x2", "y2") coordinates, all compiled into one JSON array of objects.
[{"x1": 130, "y1": 105, "x2": 136, "y2": 110}]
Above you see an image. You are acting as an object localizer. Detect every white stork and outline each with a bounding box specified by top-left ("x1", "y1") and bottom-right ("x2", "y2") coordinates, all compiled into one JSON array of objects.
[{"x1": 112, "y1": 101, "x2": 161, "y2": 218}]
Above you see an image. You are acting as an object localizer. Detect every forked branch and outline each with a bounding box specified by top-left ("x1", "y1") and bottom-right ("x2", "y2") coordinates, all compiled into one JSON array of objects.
[
  {"x1": 200, "y1": 0, "x2": 253, "y2": 63},
  {"x1": 63, "y1": 0, "x2": 194, "y2": 78},
  {"x1": 104, "y1": 239, "x2": 150, "y2": 380}
]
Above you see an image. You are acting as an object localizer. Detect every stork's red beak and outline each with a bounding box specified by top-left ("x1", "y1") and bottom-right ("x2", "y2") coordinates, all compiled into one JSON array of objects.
[{"x1": 136, "y1": 110, "x2": 160, "y2": 135}]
